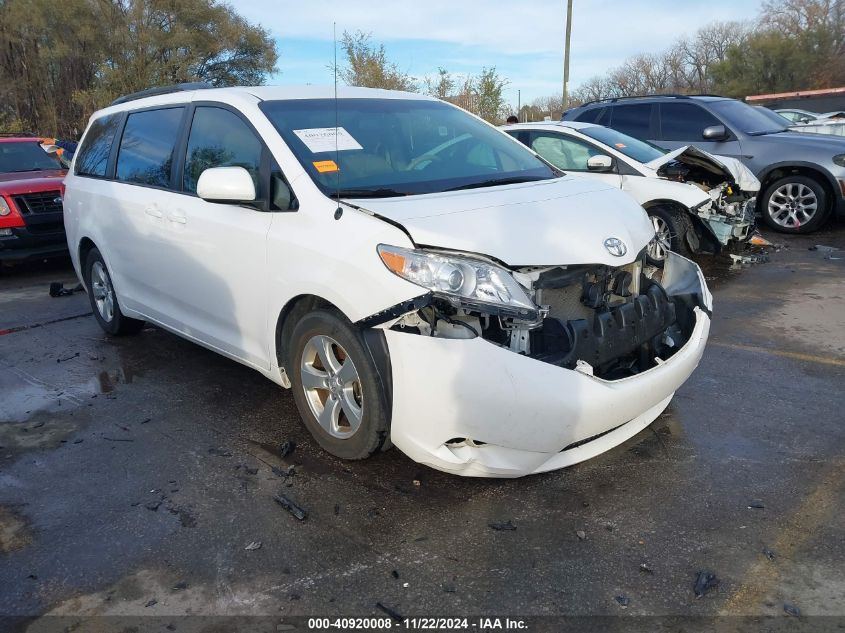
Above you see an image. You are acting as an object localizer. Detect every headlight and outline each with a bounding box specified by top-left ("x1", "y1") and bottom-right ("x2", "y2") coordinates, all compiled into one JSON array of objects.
[
  {"x1": 0, "y1": 197, "x2": 10, "y2": 217},
  {"x1": 377, "y1": 244, "x2": 538, "y2": 319},
  {"x1": 834, "y1": 154, "x2": 845, "y2": 167}
]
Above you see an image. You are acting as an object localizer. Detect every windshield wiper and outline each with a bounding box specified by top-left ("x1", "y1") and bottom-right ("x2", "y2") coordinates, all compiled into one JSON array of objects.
[
  {"x1": 333, "y1": 188, "x2": 406, "y2": 199},
  {"x1": 11, "y1": 167, "x2": 45, "y2": 172},
  {"x1": 445, "y1": 176, "x2": 550, "y2": 192},
  {"x1": 746, "y1": 129, "x2": 786, "y2": 136}
]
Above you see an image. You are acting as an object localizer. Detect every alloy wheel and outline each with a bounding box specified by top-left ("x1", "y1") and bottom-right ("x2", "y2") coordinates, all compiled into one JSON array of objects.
[
  {"x1": 300, "y1": 335, "x2": 363, "y2": 439},
  {"x1": 647, "y1": 215, "x2": 672, "y2": 262},
  {"x1": 91, "y1": 261, "x2": 115, "y2": 323},
  {"x1": 768, "y1": 182, "x2": 818, "y2": 228}
]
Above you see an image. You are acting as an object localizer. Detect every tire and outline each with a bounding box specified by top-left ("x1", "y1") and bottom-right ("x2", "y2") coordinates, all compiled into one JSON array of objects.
[
  {"x1": 83, "y1": 247, "x2": 145, "y2": 336},
  {"x1": 761, "y1": 175, "x2": 829, "y2": 234},
  {"x1": 288, "y1": 308, "x2": 390, "y2": 460},
  {"x1": 645, "y1": 204, "x2": 694, "y2": 266}
]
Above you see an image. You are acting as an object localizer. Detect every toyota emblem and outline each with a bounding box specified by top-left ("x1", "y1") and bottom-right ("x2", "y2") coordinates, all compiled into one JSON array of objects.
[{"x1": 603, "y1": 237, "x2": 627, "y2": 257}]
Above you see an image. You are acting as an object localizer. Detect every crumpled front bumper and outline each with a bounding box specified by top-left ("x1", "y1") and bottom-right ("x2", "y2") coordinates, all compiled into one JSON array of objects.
[{"x1": 383, "y1": 253, "x2": 711, "y2": 478}]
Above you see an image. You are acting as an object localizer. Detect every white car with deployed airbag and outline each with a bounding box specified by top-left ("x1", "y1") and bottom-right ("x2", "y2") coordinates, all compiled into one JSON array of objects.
[
  {"x1": 63, "y1": 85, "x2": 711, "y2": 477},
  {"x1": 504, "y1": 121, "x2": 760, "y2": 264}
]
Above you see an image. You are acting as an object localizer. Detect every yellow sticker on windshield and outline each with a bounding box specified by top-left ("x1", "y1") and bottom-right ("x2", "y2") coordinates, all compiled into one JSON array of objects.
[{"x1": 313, "y1": 160, "x2": 339, "y2": 173}]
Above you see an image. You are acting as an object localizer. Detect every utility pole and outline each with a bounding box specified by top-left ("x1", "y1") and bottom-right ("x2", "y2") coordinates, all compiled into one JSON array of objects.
[{"x1": 562, "y1": 0, "x2": 573, "y2": 111}]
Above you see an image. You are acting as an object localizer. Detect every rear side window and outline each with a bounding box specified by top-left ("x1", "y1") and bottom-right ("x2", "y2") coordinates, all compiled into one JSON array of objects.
[
  {"x1": 183, "y1": 107, "x2": 262, "y2": 194},
  {"x1": 659, "y1": 103, "x2": 721, "y2": 141},
  {"x1": 75, "y1": 114, "x2": 122, "y2": 177},
  {"x1": 609, "y1": 104, "x2": 653, "y2": 139},
  {"x1": 116, "y1": 108, "x2": 184, "y2": 188},
  {"x1": 574, "y1": 107, "x2": 605, "y2": 124}
]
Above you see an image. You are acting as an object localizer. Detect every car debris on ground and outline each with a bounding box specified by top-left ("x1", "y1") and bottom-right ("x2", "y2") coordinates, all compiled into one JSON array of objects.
[
  {"x1": 488, "y1": 520, "x2": 517, "y2": 531},
  {"x1": 273, "y1": 494, "x2": 307, "y2": 521},
  {"x1": 693, "y1": 571, "x2": 719, "y2": 598}
]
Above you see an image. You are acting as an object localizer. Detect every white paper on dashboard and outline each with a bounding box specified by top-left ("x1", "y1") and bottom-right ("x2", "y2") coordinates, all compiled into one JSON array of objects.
[{"x1": 293, "y1": 127, "x2": 363, "y2": 153}]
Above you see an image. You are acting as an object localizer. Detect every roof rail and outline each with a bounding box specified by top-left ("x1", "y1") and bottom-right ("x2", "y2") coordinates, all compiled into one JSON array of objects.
[
  {"x1": 573, "y1": 93, "x2": 728, "y2": 109},
  {"x1": 111, "y1": 82, "x2": 214, "y2": 106}
]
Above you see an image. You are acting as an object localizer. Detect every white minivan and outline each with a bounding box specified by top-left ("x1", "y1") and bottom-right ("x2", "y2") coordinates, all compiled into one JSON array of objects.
[{"x1": 63, "y1": 85, "x2": 712, "y2": 478}]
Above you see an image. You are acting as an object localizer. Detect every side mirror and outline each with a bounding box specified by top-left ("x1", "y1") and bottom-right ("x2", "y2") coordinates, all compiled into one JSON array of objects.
[
  {"x1": 587, "y1": 154, "x2": 614, "y2": 172},
  {"x1": 799, "y1": 116, "x2": 813, "y2": 124},
  {"x1": 197, "y1": 166, "x2": 256, "y2": 203},
  {"x1": 702, "y1": 125, "x2": 729, "y2": 141}
]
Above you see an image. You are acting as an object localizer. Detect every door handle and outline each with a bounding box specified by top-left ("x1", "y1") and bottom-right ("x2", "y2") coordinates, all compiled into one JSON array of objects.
[
  {"x1": 168, "y1": 213, "x2": 187, "y2": 225},
  {"x1": 145, "y1": 207, "x2": 163, "y2": 218}
]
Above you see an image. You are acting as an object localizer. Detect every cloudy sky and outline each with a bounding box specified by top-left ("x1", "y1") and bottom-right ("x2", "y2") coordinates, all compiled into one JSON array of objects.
[{"x1": 236, "y1": 1, "x2": 763, "y2": 105}]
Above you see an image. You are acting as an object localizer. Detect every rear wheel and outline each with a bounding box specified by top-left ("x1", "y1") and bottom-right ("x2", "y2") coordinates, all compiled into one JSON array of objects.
[
  {"x1": 288, "y1": 308, "x2": 390, "y2": 460},
  {"x1": 83, "y1": 248, "x2": 145, "y2": 336},
  {"x1": 761, "y1": 175, "x2": 828, "y2": 233},
  {"x1": 645, "y1": 205, "x2": 694, "y2": 266}
]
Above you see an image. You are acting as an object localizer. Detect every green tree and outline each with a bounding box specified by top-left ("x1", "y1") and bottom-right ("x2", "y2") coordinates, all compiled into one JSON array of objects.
[
  {"x1": 338, "y1": 30, "x2": 417, "y2": 92},
  {"x1": 0, "y1": 0, "x2": 277, "y2": 137},
  {"x1": 472, "y1": 67, "x2": 508, "y2": 123},
  {"x1": 424, "y1": 67, "x2": 456, "y2": 99}
]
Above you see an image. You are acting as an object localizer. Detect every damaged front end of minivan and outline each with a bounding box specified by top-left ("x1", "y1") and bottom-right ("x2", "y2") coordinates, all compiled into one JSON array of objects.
[{"x1": 359, "y1": 242, "x2": 711, "y2": 477}]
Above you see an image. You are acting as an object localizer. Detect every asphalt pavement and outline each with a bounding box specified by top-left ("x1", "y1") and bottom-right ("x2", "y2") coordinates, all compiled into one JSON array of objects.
[{"x1": 0, "y1": 226, "x2": 843, "y2": 632}]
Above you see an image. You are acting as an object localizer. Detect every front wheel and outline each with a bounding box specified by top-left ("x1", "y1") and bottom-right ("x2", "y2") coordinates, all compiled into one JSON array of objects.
[
  {"x1": 645, "y1": 205, "x2": 693, "y2": 266},
  {"x1": 761, "y1": 175, "x2": 829, "y2": 233},
  {"x1": 288, "y1": 308, "x2": 390, "y2": 460}
]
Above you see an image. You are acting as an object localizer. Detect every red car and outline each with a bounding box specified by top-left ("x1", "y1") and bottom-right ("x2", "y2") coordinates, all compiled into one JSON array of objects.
[{"x1": 0, "y1": 136, "x2": 68, "y2": 261}]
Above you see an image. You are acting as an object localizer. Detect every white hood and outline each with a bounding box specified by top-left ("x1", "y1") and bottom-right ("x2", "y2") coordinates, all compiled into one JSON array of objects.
[
  {"x1": 645, "y1": 146, "x2": 760, "y2": 193},
  {"x1": 348, "y1": 177, "x2": 656, "y2": 267}
]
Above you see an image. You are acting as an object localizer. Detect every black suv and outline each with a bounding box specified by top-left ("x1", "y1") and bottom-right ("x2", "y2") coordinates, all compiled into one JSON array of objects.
[{"x1": 564, "y1": 95, "x2": 845, "y2": 234}]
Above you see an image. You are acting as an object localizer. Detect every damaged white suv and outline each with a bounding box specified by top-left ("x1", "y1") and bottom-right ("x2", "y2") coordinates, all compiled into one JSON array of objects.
[{"x1": 63, "y1": 85, "x2": 711, "y2": 477}]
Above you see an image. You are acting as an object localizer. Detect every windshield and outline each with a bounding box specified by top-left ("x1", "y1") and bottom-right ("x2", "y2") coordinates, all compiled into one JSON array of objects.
[
  {"x1": 259, "y1": 99, "x2": 556, "y2": 197},
  {"x1": 577, "y1": 126, "x2": 666, "y2": 163},
  {"x1": 710, "y1": 100, "x2": 788, "y2": 135},
  {"x1": 0, "y1": 141, "x2": 64, "y2": 174}
]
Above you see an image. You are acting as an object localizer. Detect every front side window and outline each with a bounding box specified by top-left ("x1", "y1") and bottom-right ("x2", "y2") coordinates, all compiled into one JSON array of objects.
[
  {"x1": 75, "y1": 114, "x2": 122, "y2": 177},
  {"x1": 259, "y1": 99, "x2": 556, "y2": 197},
  {"x1": 183, "y1": 107, "x2": 263, "y2": 194},
  {"x1": 529, "y1": 132, "x2": 602, "y2": 171},
  {"x1": 709, "y1": 99, "x2": 787, "y2": 135},
  {"x1": 609, "y1": 104, "x2": 653, "y2": 139},
  {"x1": 578, "y1": 126, "x2": 666, "y2": 164},
  {"x1": 116, "y1": 108, "x2": 184, "y2": 187},
  {"x1": 659, "y1": 103, "x2": 721, "y2": 141},
  {"x1": 0, "y1": 141, "x2": 63, "y2": 174}
]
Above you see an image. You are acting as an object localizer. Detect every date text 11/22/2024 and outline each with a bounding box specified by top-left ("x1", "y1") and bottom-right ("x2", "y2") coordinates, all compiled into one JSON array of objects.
[{"x1": 307, "y1": 617, "x2": 529, "y2": 630}]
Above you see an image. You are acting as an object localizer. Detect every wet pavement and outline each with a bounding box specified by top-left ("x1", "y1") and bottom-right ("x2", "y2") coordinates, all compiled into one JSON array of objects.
[{"x1": 1, "y1": 227, "x2": 844, "y2": 631}]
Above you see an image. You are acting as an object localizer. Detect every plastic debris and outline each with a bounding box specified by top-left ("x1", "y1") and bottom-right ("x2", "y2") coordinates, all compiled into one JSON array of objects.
[
  {"x1": 615, "y1": 595, "x2": 630, "y2": 607},
  {"x1": 749, "y1": 234, "x2": 773, "y2": 247},
  {"x1": 747, "y1": 500, "x2": 765, "y2": 509},
  {"x1": 576, "y1": 530, "x2": 586, "y2": 540},
  {"x1": 144, "y1": 599, "x2": 157, "y2": 608},
  {"x1": 172, "y1": 581, "x2": 188, "y2": 591},
  {"x1": 693, "y1": 571, "x2": 719, "y2": 598},
  {"x1": 376, "y1": 602, "x2": 405, "y2": 622},
  {"x1": 639, "y1": 563, "x2": 654, "y2": 574},
  {"x1": 273, "y1": 494, "x2": 307, "y2": 521},
  {"x1": 784, "y1": 603, "x2": 801, "y2": 617},
  {"x1": 278, "y1": 440, "x2": 296, "y2": 458},
  {"x1": 763, "y1": 546, "x2": 776, "y2": 560},
  {"x1": 56, "y1": 352, "x2": 80, "y2": 363},
  {"x1": 49, "y1": 282, "x2": 84, "y2": 298},
  {"x1": 245, "y1": 541, "x2": 262, "y2": 551},
  {"x1": 488, "y1": 520, "x2": 516, "y2": 531},
  {"x1": 208, "y1": 447, "x2": 233, "y2": 457}
]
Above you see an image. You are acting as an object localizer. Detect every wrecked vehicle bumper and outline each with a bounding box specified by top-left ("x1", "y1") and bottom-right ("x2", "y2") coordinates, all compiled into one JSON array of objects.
[{"x1": 383, "y1": 253, "x2": 711, "y2": 477}]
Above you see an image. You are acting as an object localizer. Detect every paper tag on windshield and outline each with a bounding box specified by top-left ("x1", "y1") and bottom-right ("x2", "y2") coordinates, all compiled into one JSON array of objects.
[{"x1": 293, "y1": 127, "x2": 363, "y2": 153}]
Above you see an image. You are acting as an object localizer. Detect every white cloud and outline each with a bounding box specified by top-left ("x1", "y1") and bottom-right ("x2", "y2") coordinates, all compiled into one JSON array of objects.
[{"x1": 250, "y1": 0, "x2": 762, "y2": 100}]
